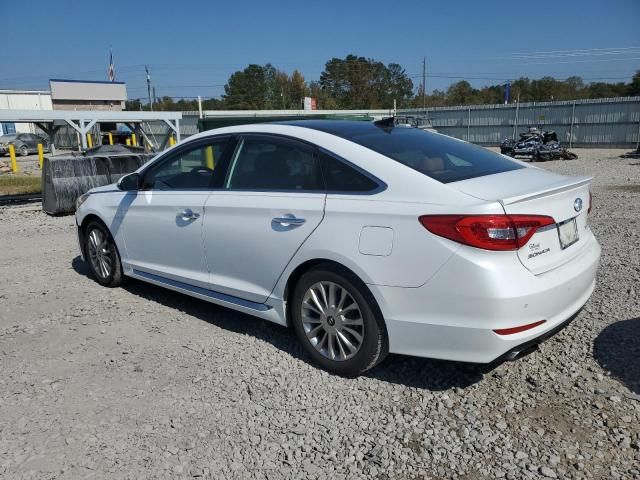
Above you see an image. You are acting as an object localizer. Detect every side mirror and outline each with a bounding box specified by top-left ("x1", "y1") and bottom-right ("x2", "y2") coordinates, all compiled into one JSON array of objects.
[{"x1": 118, "y1": 172, "x2": 141, "y2": 191}]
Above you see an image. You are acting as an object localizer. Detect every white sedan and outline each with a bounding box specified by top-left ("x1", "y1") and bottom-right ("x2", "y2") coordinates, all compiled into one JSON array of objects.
[{"x1": 75, "y1": 120, "x2": 600, "y2": 376}]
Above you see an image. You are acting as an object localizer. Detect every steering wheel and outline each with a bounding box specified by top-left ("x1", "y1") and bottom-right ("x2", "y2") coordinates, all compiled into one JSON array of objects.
[{"x1": 190, "y1": 166, "x2": 214, "y2": 175}]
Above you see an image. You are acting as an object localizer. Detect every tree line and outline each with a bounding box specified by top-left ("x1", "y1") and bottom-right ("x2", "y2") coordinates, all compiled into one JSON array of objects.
[{"x1": 126, "y1": 54, "x2": 640, "y2": 111}]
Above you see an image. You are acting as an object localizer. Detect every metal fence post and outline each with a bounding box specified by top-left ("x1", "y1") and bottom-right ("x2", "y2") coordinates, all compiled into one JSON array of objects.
[
  {"x1": 569, "y1": 101, "x2": 576, "y2": 149},
  {"x1": 467, "y1": 107, "x2": 471, "y2": 142},
  {"x1": 637, "y1": 108, "x2": 640, "y2": 151},
  {"x1": 513, "y1": 101, "x2": 520, "y2": 140}
]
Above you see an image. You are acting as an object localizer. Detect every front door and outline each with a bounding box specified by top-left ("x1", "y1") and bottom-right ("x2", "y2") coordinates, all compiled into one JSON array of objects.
[
  {"x1": 203, "y1": 134, "x2": 326, "y2": 303},
  {"x1": 119, "y1": 136, "x2": 233, "y2": 288}
]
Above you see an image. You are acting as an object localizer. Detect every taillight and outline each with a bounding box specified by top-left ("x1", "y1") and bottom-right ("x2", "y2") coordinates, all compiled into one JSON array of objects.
[{"x1": 419, "y1": 214, "x2": 555, "y2": 251}]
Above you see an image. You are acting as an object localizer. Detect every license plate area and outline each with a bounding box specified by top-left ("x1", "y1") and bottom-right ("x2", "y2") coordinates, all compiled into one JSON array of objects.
[{"x1": 557, "y1": 217, "x2": 579, "y2": 249}]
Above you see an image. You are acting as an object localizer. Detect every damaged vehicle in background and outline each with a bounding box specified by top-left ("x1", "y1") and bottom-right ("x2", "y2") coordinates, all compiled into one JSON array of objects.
[
  {"x1": 0, "y1": 133, "x2": 50, "y2": 156},
  {"x1": 500, "y1": 127, "x2": 577, "y2": 162}
]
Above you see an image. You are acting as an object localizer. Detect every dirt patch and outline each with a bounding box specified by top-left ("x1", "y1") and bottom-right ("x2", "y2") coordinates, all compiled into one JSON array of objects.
[{"x1": 605, "y1": 184, "x2": 640, "y2": 193}]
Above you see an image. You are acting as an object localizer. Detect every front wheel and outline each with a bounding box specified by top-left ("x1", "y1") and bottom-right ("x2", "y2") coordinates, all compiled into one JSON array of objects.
[
  {"x1": 19, "y1": 145, "x2": 28, "y2": 156},
  {"x1": 291, "y1": 265, "x2": 388, "y2": 377},
  {"x1": 84, "y1": 221, "x2": 124, "y2": 287}
]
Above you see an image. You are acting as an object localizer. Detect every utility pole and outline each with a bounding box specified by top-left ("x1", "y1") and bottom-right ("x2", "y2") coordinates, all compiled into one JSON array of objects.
[
  {"x1": 422, "y1": 56, "x2": 426, "y2": 113},
  {"x1": 146, "y1": 66, "x2": 153, "y2": 111}
]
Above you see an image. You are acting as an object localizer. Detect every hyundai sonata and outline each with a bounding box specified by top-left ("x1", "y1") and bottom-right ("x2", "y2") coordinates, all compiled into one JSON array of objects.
[{"x1": 75, "y1": 120, "x2": 600, "y2": 376}]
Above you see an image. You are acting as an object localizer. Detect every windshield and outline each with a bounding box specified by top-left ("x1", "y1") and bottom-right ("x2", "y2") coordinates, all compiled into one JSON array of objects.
[{"x1": 350, "y1": 127, "x2": 524, "y2": 183}]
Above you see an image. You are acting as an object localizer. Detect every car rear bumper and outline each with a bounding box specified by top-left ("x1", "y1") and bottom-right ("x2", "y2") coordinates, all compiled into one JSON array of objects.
[{"x1": 369, "y1": 232, "x2": 600, "y2": 363}]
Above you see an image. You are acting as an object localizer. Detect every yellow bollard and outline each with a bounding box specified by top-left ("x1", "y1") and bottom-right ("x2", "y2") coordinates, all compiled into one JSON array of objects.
[
  {"x1": 131, "y1": 133, "x2": 137, "y2": 146},
  {"x1": 86, "y1": 133, "x2": 93, "y2": 148},
  {"x1": 205, "y1": 145, "x2": 215, "y2": 169},
  {"x1": 169, "y1": 136, "x2": 175, "y2": 146},
  {"x1": 108, "y1": 132, "x2": 113, "y2": 145},
  {"x1": 125, "y1": 138, "x2": 131, "y2": 146},
  {"x1": 8, "y1": 144, "x2": 18, "y2": 173},
  {"x1": 37, "y1": 144, "x2": 44, "y2": 169}
]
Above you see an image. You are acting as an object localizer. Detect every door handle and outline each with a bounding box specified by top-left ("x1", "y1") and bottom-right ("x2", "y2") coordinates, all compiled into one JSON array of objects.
[
  {"x1": 272, "y1": 215, "x2": 306, "y2": 227},
  {"x1": 179, "y1": 209, "x2": 200, "y2": 221}
]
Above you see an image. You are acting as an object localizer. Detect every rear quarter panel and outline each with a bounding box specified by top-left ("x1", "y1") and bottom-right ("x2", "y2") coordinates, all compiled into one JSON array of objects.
[{"x1": 271, "y1": 195, "x2": 505, "y2": 302}]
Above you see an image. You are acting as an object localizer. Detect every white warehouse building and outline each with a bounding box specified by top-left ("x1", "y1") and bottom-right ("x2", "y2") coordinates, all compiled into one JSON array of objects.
[{"x1": 0, "y1": 89, "x2": 53, "y2": 134}]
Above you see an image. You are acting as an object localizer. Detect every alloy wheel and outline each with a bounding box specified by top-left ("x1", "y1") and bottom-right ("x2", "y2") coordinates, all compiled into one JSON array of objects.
[
  {"x1": 87, "y1": 228, "x2": 112, "y2": 279},
  {"x1": 301, "y1": 281, "x2": 365, "y2": 361}
]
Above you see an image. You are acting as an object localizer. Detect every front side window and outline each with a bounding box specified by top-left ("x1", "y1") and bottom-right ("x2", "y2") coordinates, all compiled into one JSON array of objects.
[
  {"x1": 226, "y1": 136, "x2": 321, "y2": 191},
  {"x1": 143, "y1": 138, "x2": 229, "y2": 189}
]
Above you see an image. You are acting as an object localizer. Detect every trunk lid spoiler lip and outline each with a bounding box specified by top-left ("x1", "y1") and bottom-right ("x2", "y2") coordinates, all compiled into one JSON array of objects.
[
  {"x1": 499, "y1": 175, "x2": 591, "y2": 206},
  {"x1": 452, "y1": 174, "x2": 592, "y2": 206}
]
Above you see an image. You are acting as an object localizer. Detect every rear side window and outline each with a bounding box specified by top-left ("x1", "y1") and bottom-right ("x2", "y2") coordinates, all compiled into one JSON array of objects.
[
  {"x1": 320, "y1": 152, "x2": 379, "y2": 192},
  {"x1": 226, "y1": 136, "x2": 322, "y2": 191},
  {"x1": 349, "y1": 128, "x2": 523, "y2": 183}
]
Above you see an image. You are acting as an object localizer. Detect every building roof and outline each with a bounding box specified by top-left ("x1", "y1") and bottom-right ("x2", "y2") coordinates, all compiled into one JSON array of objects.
[
  {"x1": 49, "y1": 78, "x2": 126, "y2": 85},
  {"x1": 0, "y1": 89, "x2": 51, "y2": 95}
]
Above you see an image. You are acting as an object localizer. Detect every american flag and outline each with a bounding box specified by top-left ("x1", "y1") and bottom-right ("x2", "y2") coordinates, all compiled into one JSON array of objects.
[{"x1": 108, "y1": 48, "x2": 115, "y2": 82}]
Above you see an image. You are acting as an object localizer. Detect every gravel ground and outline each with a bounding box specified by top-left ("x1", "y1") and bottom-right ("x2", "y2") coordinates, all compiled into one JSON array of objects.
[{"x1": 0, "y1": 148, "x2": 639, "y2": 479}]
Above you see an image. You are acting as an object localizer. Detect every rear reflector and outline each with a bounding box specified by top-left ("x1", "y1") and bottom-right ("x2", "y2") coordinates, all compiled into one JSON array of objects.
[
  {"x1": 419, "y1": 214, "x2": 555, "y2": 251},
  {"x1": 493, "y1": 320, "x2": 546, "y2": 335}
]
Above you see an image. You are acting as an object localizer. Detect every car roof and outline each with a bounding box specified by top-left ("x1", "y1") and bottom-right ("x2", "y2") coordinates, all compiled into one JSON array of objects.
[{"x1": 276, "y1": 119, "x2": 388, "y2": 140}]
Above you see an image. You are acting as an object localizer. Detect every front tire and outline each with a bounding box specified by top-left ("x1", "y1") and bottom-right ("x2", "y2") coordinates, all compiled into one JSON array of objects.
[
  {"x1": 84, "y1": 221, "x2": 123, "y2": 287},
  {"x1": 19, "y1": 145, "x2": 28, "y2": 156},
  {"x1": 291, "y1": 265, "x2": 388, "y2": 377}
]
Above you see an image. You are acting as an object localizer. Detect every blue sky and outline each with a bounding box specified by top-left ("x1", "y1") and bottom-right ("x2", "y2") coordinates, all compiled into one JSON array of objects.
[{"x1": 1, "y1": 0, "x2": 639, "y2": 100}]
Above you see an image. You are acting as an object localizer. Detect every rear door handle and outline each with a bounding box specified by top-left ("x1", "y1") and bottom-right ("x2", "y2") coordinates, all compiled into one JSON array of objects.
[
  {"x1": 272, "y1": 215, "x2": 306, "y2": 227},
  {"x1": 179, "y1": 209, "x2": 200, "y2": 221}
]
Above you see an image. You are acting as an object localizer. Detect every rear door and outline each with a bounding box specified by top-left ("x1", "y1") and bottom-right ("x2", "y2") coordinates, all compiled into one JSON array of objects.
[
  {"x1": 202, "y1": 134, "x2": 325, "y2": 303},
  {"x1": 452, "y1": 167, "x2": 592, "y2": 275},
  {"x1": 119, "y1": 136, "x2": 233, "y2": 288}
]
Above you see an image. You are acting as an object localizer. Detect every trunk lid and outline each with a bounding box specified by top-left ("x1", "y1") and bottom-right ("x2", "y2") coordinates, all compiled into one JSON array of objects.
[{"x1": 451, "y1": 167, "x2": 592, "y2": 274}]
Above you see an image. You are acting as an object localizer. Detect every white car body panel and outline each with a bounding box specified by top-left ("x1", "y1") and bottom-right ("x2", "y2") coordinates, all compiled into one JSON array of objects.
[
  {"x1": 119, "y1": 190, "x2": 210, "y2": 288},
  {"x1": 75, "y1": 122, "x2": 601, "y2": 364},
  {"x1": 202, "y1": 190, "x2": 326, "y2": 303}
]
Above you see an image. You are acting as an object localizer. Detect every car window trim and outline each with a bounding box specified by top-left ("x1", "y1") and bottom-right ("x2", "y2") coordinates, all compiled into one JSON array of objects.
[
  {"x1": 317, "y1": 147, "x2": 387, "y2": 195},
  {"x1": 220, "y1": 132, "x2": 386, "y2": 195},
  {"x1": 139, "y1": 135, "x2": 236, "y2": 191}
]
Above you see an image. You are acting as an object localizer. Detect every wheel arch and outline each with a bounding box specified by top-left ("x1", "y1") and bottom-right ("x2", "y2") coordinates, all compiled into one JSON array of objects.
[
  {"x1": 282, "y1": 258, "x2": 385, "y2": 331},
  {"x1": 78, "y1": 213, "x2": 117, "y2": 259}
]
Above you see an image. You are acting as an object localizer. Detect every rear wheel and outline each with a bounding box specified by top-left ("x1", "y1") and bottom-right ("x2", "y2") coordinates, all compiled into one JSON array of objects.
[
  {"x1": 19, "y1": 145, "x2": 28, "y2": 156},
  {"x1": 84, "y1": 221, "x2": 123, "y2": 287},
  {"x1": 291, "y1": 265, "x2": 388, "y2": 377}
]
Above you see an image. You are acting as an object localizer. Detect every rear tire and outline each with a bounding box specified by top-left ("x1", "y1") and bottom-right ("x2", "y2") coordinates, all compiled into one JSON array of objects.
[
  {"x1": 84, "y1": 221, "x2": 123, "y2": 287},
  {"x1": 19, "y1": 145, "x2": 28, "y2": 156},
  {"x1": 291, "y1": 265, "x2": 388, "y2": 377}
]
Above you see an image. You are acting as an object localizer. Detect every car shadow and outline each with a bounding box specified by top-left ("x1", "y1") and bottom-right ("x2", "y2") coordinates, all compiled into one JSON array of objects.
[
  {"x1": 593, "y1": 317, "x2": 640, "y2": 395},
  {"x1": 72, "y1": 256, "x2": 493, "y2": 391}
]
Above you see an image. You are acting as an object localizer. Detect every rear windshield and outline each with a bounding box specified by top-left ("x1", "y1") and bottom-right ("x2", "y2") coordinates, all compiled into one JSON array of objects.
[{"x1": 350, "y1": 127, "x2": 524, "y2": 183}]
